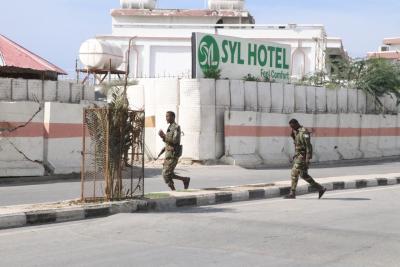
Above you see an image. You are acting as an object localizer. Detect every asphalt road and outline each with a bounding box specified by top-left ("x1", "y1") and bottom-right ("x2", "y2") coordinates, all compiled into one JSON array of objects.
[
  {"x1": 0, "y1": 185, "x2": 399, "y2": 266},
  {"x1": 0, "y1": 159, "x2": 400, "y2": 206}
]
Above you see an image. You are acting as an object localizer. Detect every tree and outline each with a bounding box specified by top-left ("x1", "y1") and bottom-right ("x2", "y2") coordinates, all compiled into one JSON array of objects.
[
  {"x1": 298, "y1": 58, "x2": 400, "y2": 107},
  {"x1": 355, "y1": 59, "x2": 400, "y2": 105}
]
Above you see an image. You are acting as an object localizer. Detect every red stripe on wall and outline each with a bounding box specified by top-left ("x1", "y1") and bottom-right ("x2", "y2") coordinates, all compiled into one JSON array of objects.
[
  {"x1": 225, "y1": 126, "x2": 291, "y2": 137},
  {"x1": 225, "y1": 125, "x2": 400, "y2": 138},
  {"x1": 44, "y1": 123, "x2": 84, "y2": 139},
  {"x1": 0, "y1": 122, "x2": 83, "y2": 138},
  {"x1": 3, "y1": 123, "x2": 400, "y2": 139},
  {"x1": 2, "y1": 116, "x2": 155, "y2": 138},
  {"x1": 0, "y1": 122, "x2": 44, "y2": 138},
  {"x1": 361, "y1": 128, "x2": 399, "y2": 136}
]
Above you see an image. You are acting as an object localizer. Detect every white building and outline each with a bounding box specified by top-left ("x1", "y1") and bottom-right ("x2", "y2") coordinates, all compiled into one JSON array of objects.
[
  {"x1": 368, "y1": 37, "x2": 400, "y2": 61},
  {"x1": 81, "y1": 0, "x2": 347, "y2": 80}
]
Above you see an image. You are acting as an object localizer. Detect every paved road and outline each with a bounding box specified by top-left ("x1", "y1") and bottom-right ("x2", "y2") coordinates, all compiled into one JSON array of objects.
[
  {"x1": 0, "y1": 185, "x2": 399, "y2": 266},
  {"x1": 1, "y1": 159, "x2": 400, "y2": 206}
]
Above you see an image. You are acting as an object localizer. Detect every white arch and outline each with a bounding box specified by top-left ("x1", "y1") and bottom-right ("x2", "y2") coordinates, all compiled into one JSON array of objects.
[{"x1": 291, "y1": 47, "x2": 306, "y2": 79}]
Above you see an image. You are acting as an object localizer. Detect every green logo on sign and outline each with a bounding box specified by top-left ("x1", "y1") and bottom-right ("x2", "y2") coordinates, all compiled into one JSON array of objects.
[{"x1": 198, "y1": 35, "x2": 220, "y2": 72}]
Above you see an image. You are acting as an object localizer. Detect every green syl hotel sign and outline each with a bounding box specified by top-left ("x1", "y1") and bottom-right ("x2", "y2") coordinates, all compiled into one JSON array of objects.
[{"x1": 192, "y1": 32, "x2": 291, "y2": 82}]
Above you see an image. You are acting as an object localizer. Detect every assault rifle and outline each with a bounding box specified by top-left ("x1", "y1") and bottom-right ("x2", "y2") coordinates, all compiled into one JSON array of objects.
[{"x1": 156, "y1": 147, "x2": 166, "y2": 160}]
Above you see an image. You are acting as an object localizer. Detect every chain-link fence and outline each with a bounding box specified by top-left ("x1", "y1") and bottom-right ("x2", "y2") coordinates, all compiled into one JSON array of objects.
[{"x1": 81, "y1": 107, "x2": 145, "y2": 202}]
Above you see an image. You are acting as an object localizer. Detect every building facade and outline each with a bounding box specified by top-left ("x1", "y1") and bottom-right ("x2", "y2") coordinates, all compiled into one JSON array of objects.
[
  {"x1": 368, "y1": 37, "x2": 400, "y2": 61},
  {"x1": 0, "y1": 34, "x2": 66, "y2": 80},
  {"x1": 80, "y1": 0, "x2": 347, "y2": 81}
]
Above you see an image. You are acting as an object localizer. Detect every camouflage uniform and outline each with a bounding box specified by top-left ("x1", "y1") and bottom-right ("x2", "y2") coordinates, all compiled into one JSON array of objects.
[
  {"x1": 291, "y1": 127, "x2": 323, "y2": 193},
  {"x1": 162, "y1": 122, "x2": 182, "y2": 187}
]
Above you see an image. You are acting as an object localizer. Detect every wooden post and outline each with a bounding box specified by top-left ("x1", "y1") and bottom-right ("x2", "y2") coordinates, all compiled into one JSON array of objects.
[{"x1": 81, "y1": 109, "x2": 86, "y2": 201}]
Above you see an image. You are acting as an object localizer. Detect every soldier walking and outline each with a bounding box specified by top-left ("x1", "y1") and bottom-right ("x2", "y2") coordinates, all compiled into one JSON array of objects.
[
  {"x1": 285, "y1": 119, "x2": 326, "y2": 199},
  {"x1": 158, "y1": 111, "x2": 190, "y2": 191}
]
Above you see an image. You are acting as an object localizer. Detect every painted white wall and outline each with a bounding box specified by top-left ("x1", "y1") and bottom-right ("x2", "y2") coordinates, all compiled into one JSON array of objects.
[
  {"x1": 150, "y1": 46, "x2": 192, "y2": 78},
  {"x1": 97, "y1": 22, "x2": 337, "y2": 79},
  {"x1": 44, "y1": 102, "x2": 86, "y2": 174},
  {"x1": 388, "y1": 44, "x2": 400, "y2": 51},
  {"x1": 2, "y1": 78, "x2": 398, "y2": 176},
  {"x1": 130, "y1": 78, "x2": 398, "y2": 163},
  {"x1": 224, "y1": 110, "x2": 400, "y2": 167},
  {"x1": 0, "y1": 78, "x2": 94, "y2": 103},
  {"x1": 0, "y1": 102, "x2": 45, "y2": 177}
]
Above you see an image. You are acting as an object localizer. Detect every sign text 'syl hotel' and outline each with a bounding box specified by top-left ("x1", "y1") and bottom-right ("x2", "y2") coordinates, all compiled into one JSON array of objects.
[{"x1": 192, "y1": 33, "x2": 291, "y2": 82}]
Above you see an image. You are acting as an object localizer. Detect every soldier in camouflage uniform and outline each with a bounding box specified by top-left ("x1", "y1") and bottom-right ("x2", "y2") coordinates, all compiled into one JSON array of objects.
[
  {"x1": 284, "y1": 119, "x2": 327, "y2": 199},
  {"x1": 158, "y1": 111, "x2": 190, "y2": 191}
]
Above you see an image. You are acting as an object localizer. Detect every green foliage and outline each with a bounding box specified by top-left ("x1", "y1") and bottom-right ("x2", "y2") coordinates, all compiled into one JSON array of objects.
[
  {"x1": 243, "y1": 74, "x2": 259, "y2": 81},
  {"x1": 85, "y1": 82, "x2": 144, "y2": 200},
  {"x1": 203, "y1": 68, "x2": 221, "y2": 79},
  {"x1": 99, "y1": 80, "x2": 138, "y2": 97},
  {"x1": 107, "y1": 88, "x2": 130, "y2": 197},
  {"x1": 355, "y1": 59, "x2": 400, "y2": 105},
  {"x1": 298, "y1": 71, "x2": 330, "y2": 87},
  {"x1": 262, "y1": 76, "x2": 273, "y2": 83},
  {"x1": 298, "y1": 58, "x2": 400, "y2": 108}
]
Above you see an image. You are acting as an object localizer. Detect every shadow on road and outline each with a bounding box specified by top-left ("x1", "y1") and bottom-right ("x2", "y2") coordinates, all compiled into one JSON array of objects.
[
  {"x1": 174, "y1": 207, "x2": 234, "y2": 214},
  {"x1": 252, "y1": 156, "x2": 400, "y2": 170},
  {"x1": 300, "y1": 197, "x2": 371, "y2": 201},
  {"x1": 0, "y1": 167, "x2": 163, "y2": 187},
  {"x1": 144, "y1": 167, "x2": 162, "y2": 178},
  {"x1": 321, "y1": 197, "x2": 371, "y2": 201}
]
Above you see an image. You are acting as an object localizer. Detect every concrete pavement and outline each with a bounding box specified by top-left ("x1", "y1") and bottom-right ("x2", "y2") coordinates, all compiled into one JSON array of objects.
[
  {"x1": 0, "y1": 172, "x2": 399, "y2": 230},
  {"x1": 0, "y1": 185, "x2": 399, "y2": 267},
  {"x1": 1, "y1": 159, "x2": 400, "y2": 206}
]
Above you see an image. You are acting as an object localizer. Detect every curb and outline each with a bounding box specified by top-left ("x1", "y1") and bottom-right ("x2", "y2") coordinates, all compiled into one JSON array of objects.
[
  {"x1": 251, "y1": 156, "x2": 400, "y2": 169},
  {"x1": 0, "y1": 176, "x2": 399, "y2": 230},
  {"x1": 0, "y1": 174, "x2": 79, "y2": 186}
]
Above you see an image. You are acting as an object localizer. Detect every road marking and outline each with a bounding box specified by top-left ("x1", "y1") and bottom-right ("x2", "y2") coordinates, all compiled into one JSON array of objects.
[
  {"x1": 0, "y1": 220, "x2": 87, "y2": 237},
  {"x1": 301, "y1": 185, "x2": 400, "y2": 199},
  {"x1": 0, "y1": 185, "x2": 398, "y2": 236},
  {"x1": 213, "y1": 184, "x2": 400, "y2": 209}
]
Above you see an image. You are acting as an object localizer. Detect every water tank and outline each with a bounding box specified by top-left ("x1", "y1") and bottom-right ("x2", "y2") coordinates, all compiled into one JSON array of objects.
[
  {"x1": 120, "y1": 0, "x2": 157, "y2": 9},
  {"x1": 208, "y1": 0, "x2": 245, "y2": 10},
  {"x1": 79, "y1": 39, "x2": 123, "y2": 70}
]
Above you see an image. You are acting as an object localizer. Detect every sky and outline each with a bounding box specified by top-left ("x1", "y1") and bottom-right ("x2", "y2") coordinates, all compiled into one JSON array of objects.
[{"x1": 0, "y1": 0, "x2": 399, "y2": 75}]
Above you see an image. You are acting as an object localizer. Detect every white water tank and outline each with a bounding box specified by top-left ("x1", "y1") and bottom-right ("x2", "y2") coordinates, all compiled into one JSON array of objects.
[
  {"x1": 79, "y1": 39, "x2": 123, "y2": 70},
  {"x1": 208, "y1": 0, "x2": 245, "y2": 10},
  {"x1": 120, "y1": 0, "x2": 157, "y2": 9}
]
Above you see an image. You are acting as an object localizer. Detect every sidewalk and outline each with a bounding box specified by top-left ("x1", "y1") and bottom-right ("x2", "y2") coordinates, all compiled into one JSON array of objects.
[
  {"x1": 1, "y1": 159, "x2": 400, "y2": 206},
  {"x1": 0, "y1": 172, "x2": 399, "y2": 230}
]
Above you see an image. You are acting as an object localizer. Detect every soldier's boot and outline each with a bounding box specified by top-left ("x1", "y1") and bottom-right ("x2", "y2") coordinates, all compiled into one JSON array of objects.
[
  {"x1": 284, "y1": 191, "x2": 296, "y2": 199},
  {"x1": 318, "y1": 188, "x2": 327, "y2": 199},
  {"x1": 303, "y1": 175, "x2": 325, "y2": 199},
  {"x1": 183, "y1": 177, "x2": 191, "y2": 190},
  {"x1": 168, "y1": 182, "x2": 176, "y2": 191}
]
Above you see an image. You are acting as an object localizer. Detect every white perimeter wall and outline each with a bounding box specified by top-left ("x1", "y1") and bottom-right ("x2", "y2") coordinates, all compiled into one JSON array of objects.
[
  {"x1": 127, "y1": 78, "x2": 400, "y2": 163},
  {"x1": 0, "y1": 101, "x2": 102, "y2": 177},
  {"x1": 2, "y1": 77, "x2": 399, "y2": 177},
  {"x1": 0, "y1": 78, "x2": 95, "y2": 103},
  {"x1": 224, "y1": 111, "x2": 400, "y2": 167},
  {"x1": 0, "y1": 102, "x2": 45, "y2": 176}
]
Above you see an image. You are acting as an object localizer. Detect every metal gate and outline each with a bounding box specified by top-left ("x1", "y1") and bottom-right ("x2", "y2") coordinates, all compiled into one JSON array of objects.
[{"x1": 81, "y1": 107, "x2": 145, "y2": 202}]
